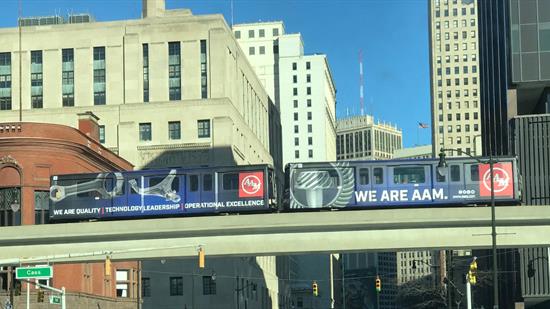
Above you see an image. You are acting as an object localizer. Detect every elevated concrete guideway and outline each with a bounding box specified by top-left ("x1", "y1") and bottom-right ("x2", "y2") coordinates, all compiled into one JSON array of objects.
[{"x1": 1, "y1": 206, "x2": 550, "y2": 264}]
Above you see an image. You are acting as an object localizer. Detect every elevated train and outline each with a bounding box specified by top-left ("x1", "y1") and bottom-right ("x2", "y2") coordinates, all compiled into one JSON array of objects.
[{"x1": 49, "y1": 157, "x2": 521, "y2": 221}]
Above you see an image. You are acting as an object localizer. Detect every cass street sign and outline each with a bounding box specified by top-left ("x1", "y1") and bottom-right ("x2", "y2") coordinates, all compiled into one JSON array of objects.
[
  {"x1": 50, "y1": 295, "x2": 61, "y2": 304},
  {"x1": 15, "y1": 266, "x2": 53, "y2": 279}
]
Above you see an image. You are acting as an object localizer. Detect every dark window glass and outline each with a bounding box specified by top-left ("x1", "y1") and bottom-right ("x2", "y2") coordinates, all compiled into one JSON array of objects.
[
  {"x1": 34, "y1": 190, "x2": 49, "y2": 224},
  {"x1": 197, "y1": 119, "x2": 210, "y2": 138},
  {"x1": 450, "y1": 165, "x2": 461, "y2": 182},
  {"x1": 142, "y1": 278, "x2": 151, "y2": 297},
  {"x1": 190, "y1": 175, "x2": 199, "y2": 192},
  {"x1": 168, "y1": 121, "x2": 181, "y2": 140},
  {"x1": 99, "y1": 125, "x2": 105, "y2": 144},
  {"x1": 169, "y1": 277, "x2": 183, "y2": 296},
  {"x1": 393, "y1": 166, "x2": 426, "y2": 184},
  {"x1": 139, "y1": 123, "x2": 152, "y2": 141},
  {"x1": 470, "y1": 164, "x2": 479, "y2": 182},
  {"x1": 359, "y1": 168, "x2": 369, "y2": 185},
  {"x1": 223, "y1": 173, "x2": 238, "y2": 190},
  {"x1": 373, "y1": 168, "x2": 384, "y2": 184},
  {"x1": 203, "y1": 174, "x2": 213, "y2": 191},
  {"x1": 149, "y1": 176, "x2": 179, "y2": 192},
  {"x1": 202, "y1": 276, "x2": 216, "y2": 295},
  {"x1": 93, "y1": 47, "x2": 105, "y2": 61}
]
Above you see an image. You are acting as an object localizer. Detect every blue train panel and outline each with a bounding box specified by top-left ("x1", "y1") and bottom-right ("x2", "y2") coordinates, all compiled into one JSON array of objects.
[
  {"x1": 285, "y1": 157, "x2": 521, "y2": 209},
  {"x1": 49, "y1": 165, "x2": 275, "y2": 221}
]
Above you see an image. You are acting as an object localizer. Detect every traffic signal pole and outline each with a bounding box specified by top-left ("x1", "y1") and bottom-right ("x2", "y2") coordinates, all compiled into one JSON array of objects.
[
  {"x1": 22, "y1": 279, "x2": 66, "y2": 309},
  {"x1": 466, "y1": 275, "x2": 472, "y2": 309}
]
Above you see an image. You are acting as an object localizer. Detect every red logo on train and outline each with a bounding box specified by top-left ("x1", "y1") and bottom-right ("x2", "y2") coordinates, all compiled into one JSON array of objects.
[
  {"x1": 239, "y1": 172, "x2": 264, "y2": 198},
  {"x1": 479, "y1": 163, "x2": 514, "y2": 197}
]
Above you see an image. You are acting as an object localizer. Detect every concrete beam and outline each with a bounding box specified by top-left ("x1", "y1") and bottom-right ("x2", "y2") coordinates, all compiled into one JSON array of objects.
[{"x1": 1, "y1": 206, "x2": 549, "y2": 263}]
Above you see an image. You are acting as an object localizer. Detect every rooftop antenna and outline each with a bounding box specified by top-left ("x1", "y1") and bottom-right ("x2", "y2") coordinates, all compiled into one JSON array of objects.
[
  {"x1": 359, "y1": 50, "x2": 364, "y2": 116},
  {"x1": 230, "y1": 0, "x2": 234, "y2": 26}
]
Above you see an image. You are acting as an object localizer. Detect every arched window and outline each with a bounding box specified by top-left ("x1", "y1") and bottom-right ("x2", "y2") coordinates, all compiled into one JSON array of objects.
[{"x1": 0, "y1": 165, "x2": 22, "y2": 226}]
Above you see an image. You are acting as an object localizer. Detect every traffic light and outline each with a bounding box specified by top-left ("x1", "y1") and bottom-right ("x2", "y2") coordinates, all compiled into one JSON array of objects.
[
  {"x1": 105, "y1": 256, "x2": 112, "y2": 276},
  {"x1": 37, "y1": 290, "x2": 45, "y2": 303},
  {"x1": 468, "y1": 257, "x2": 477, "y2": 285},
  {"x1": 198, "y1": 247, "x2": 205, "y2": 269},
  {"x1": 375, "y1": 275, "x2": 381, "y2": 293},
  {"x1": 312, "y1": 281, "x2": 318, "y2": 296}
]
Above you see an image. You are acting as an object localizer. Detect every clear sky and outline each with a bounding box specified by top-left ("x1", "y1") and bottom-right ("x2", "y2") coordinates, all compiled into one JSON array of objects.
[{"x1": 1, "y1": 0, "x2": 431, "y2": 147}]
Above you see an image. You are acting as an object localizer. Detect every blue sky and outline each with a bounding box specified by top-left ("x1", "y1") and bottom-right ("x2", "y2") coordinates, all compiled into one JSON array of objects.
[{"x1": 1, "y1": 0, "x2": 431, "y2": 147}]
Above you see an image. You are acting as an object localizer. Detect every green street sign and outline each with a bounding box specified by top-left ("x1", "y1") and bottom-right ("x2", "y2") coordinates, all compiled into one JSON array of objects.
[
  {"x1": 15, "y1": 266, "x2": 53, "y2": 279},
  {"x1": 50, "y1": 295, "x2": 61, "y2": 304}
]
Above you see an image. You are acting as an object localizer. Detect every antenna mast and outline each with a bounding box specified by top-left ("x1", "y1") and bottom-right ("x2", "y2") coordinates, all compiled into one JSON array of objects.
[{"x1": 359, "y1": 50, "x2": 364, "y2": 116}]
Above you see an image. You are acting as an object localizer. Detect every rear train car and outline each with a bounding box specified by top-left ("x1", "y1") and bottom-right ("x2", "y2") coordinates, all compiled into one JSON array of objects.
[
  {"x1": 49, "y1": 165, "x2": 276, "y2": 221},
  {"x1": 284, "y1": 157, "x2": 521, "y2": 210}
]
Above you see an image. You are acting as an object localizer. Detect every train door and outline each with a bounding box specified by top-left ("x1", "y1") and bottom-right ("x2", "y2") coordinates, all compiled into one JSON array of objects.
[
  {"x1": 185, "y1": 173, "x2": 215, "y2": 205},
  {"x1": 354, "y1": 166, "x2": 372, "y2": 207},
  {"x1": 448, "y1": 164, "x2": 463, "y2": 203},
  {"x1": 390, "y1": 165, "x2": 431, "y2": 205}
]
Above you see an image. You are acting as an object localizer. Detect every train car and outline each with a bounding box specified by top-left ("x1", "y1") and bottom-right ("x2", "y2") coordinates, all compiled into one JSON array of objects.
[
  {"x1": 49, "y1": 165, "x2": 276, "y2": 221},
  {"x1": 284, "y1": 157, "x2": 521, "y2": 209}
]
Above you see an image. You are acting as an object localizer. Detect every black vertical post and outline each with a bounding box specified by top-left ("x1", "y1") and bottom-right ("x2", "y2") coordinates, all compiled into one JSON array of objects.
[{"x1": 490, "y1": 157, "x2": 498, "y2": 309}]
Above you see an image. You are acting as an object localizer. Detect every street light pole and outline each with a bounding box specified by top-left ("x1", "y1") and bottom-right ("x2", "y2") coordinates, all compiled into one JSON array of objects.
[{"x1": 437, "y1": 148, "x2": 498, "y2": 308}]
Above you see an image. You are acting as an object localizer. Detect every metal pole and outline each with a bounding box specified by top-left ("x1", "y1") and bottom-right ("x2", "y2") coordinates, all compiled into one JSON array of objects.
[
  {"x1": 61, "y1": 287, "x2": 66, "y2": 309},
  {"x1": 490, "y1": 158, "x2": 498, "y2": 309},
  {"x1": 26, "y1": 281, "x2": 29, "y2": 309},
  {"x1": 466, "y1": 276, "x2": 472, "y2": 309}
]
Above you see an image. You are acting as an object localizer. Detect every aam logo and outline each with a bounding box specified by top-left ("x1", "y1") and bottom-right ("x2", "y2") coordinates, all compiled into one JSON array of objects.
[
  {"x1": 239, "y1": 172, "x2": 264, "y2": 198},
  {"x1": 479, "y1": 163, "x2": 514, "y2": 197}
]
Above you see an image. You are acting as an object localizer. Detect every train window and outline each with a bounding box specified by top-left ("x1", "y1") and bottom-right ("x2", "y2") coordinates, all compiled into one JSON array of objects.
[
  {"x1": 150, "y1": 176, "x2": 179, "y2": 191},
  {"x1": 373, "y1": 168, "x2": 384, "y2": 184},
  {"x1": 223, "y1": 173, "x2": 239, "y2": 190},
  {"x1": 359, "y1": 168, "x2": 369, "y2": 185},
  {"x1": 203, "y1": 174, "x2": 213, "y2": 191},
  {"x1": 450, "y1": 165, "x2": 461, "y2": 182},
  {"x1": 189, "y1": 175, "x2": 199, "y2": 192},
  {"x1": 470, "y1": 164, "x2": 479, "y2": 182},
  {"x1": 295, "y1": 169, "x2": 341, "y2": 188},
  {"x1": 393, "y1": 166, "x2": 426, "y2": 184}
]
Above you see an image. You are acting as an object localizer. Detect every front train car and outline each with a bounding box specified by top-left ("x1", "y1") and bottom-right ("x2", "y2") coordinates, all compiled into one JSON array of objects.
[
  {"x1": 284, "y1": 157, "x2": 521, "y2": 210},
  {"x1": 49, "y1": 165, "x2": 276, "y2": 221}
]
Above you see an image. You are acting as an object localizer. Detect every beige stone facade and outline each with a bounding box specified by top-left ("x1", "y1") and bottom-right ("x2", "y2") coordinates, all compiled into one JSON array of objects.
[
  {"x1": 0, "y1": 6, "x2": 273, "y2": 169},
  {"x1": 429, "y1": 0, "x2": 482, "y2": 157}
]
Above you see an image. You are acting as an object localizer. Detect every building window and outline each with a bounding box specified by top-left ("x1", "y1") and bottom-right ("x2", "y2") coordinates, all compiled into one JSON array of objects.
[
  {"x1": 0, "y1": 53, "x2": 12, "y2": 110},
  {"x1": 169, "y1": 121, "x2": 181, "y2": 140},
  {"x1": 293, "y1": 88, "x2": 298, "y2": 96},
  {"x1": 93, "y1": 47, "x2": 106, "y2": 105},
  {"x1": 259, "y1": 29, "x2": 265, "y2": 37},
  {"x1": 294, "y1": 112, "x2": 298, "y2": 121},
  {"x1": 234, "y1": 30, "x2": 241, "y2": 39},
  {"x1": 292, "y1": 62, "x2": 297, "y2": 70},
  {"x1": 139, "y1": 123, "x2": 152, "y2": 141},
  {"x1": 116, "y1": 270, "x2": 129, "y2": 297},
  {"x1": 293, "y1": 75, "x2": 297, "y2": 83},
  {"x1": 248, "y1": 29, "x2": 254, "y2": 38},
  {"x1": 198, "y1": 119, "x2": 211, "y2": 138},
  {"x1": 203, "y1": 276, "x2": 216, "y2": 295},
  {"x1": 259, "y1": 46, "x2": 265, "y2": 55},
  {"x1": 273, "y1": 28, "x2": 279, "y2": 36},
  {"x1": 307, "y1": 99, "x2": 311, "y2": 107},
  {"x1": 306, "y1": 87, "x2": 311, "y2": 95},
  {"x1": 308, "y1": 124, "x2": 312, "y2": 133},
  {"x1": 306, "y1": 74, "x2": 311, "y2": 83},
  {"x1": 168, "y1": 42, "x2": 181, "y2": 100},
  {"x1": 142, "y1": 278, "x2": 151, "y2": 297},
  {"x1": 294, "y1": 137, "x2": 299, "y2": 146},
  {"x1": 170, "y1": 277, "x2": 183, "y2": 296},
  {"x1": 308, "y1": 137, "x2": 312, "y2": 145},
  {"x1": 61, "y1": 48, "x2": 74, "y2": 107},
  {"x1": 306, "y1": 61, "x2": 311, "y2": 70},
  {"x1": 99, "y1": 125, "x2": 105, "y2": 144},
  {"x1": 308, "y1": 149, "x2": 313, "y2": 158},
  {"x1": 0, "y1": 187, "x2": 21, "y2": 226},
  {"x1": 307, "y1": 112, "x2": 312, "y2": 120},
  {"x1": 249, "y1": 46, "x2": 255, "y2": 55},
  {"x1": 200, "y1": 40, "x2": 208, "y2": 99},
  {"x1": 295, "y1": 150, "x2": 299, "y2": 159},
  {"x1": 30, "y1": 50, "x2": 43, "y2": 108},
  {"x1": 143, "y1": 44, "x2": 149, "y2": 102},
  {"x1": 293, "y1": 100, "x2": 298, "y2": 108},
  {"x1": 294, "y1": 125, "x2": 299, "y2": 133},
  {"x1": 34, "y1": 191, "x2": 49, "y2": 224}
]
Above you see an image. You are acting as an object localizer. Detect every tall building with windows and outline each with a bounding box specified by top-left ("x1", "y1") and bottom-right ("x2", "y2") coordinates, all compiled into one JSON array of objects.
[
  {"x1": 336, "y1": 114, "x2": 402, "y2": 160},
  {"x1": 0, "y1": 0, "x2": 284, "y2": 308},
  {"x1": 233, "y1": 21, "x2": 337, "y2": 167},
  {"x1": 429, "y1": 0, "x2": 482, "y2": 156}
]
